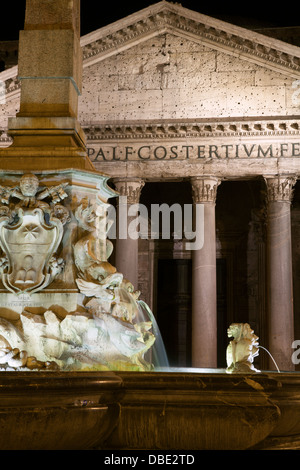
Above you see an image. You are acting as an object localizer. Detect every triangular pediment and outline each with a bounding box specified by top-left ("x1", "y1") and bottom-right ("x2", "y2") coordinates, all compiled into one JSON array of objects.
[
  {"x1": 78, "y1": 29, "x2": 299, "y2": 123},
  {"x1": 81, "y1": 1, "x2": 300, "y2": 78}
]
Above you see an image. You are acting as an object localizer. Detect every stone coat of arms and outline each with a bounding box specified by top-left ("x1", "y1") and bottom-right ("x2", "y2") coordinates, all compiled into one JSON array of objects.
[{"x1": 0, "y1": 174, "x2": 69, "y2": 295}]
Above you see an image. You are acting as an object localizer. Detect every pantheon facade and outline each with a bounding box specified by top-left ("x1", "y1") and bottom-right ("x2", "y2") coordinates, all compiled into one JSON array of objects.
[{"x1": 1, "y1": 1, "x2": 300, "y2": 371}]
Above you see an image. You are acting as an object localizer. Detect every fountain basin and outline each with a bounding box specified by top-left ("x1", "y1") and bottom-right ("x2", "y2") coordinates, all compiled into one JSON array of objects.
[
  {"x1": 0, "y1": 371, "x2": 123, "y2": 450},
  {"x1": 2, "y1": 369, "x2": 300, "y2": 450},
  {"x1": 102, "y1": 369, "x2": 300, "y2": 450},
  {"x1": 254, "y1": 372, "x2": 300, "y2": 449}
]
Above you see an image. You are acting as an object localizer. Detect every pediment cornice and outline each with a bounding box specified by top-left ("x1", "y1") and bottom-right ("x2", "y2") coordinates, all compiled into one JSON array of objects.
[
  {"x1": 1, "y1": 1, "x2": 300, "y2": 101},
  {"x1": 2, "y1": 118, "x2": 299, "y2": 145},
  {"x1": 82, "y1": 118, "x2": 300, "y2": 141},
  {"x1": 81, "y1": 1, "x2": 300, "y2": 78}
]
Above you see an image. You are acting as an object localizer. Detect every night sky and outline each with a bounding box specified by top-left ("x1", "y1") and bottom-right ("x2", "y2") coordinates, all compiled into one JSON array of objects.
[{"x1": 0, "y1": 1, "x2": 299, "y2": 41}]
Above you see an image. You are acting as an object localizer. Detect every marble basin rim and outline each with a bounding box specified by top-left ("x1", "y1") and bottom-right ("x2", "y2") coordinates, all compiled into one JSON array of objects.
[
  {"x1": 0, "y1": 367, "x2": 299, "y2": 450},
  {"x1": 0, "y1": 370, "x2": 123, "y2": 450},
  {"x1": 103, "y1": 367, "x2": 300, "y2": 451}
]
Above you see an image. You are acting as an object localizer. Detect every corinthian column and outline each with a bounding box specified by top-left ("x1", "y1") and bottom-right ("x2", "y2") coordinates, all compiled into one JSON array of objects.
[
  {"x1": 190, "y1": 176, "x2": 221, "y2": 368},
  {"x1": 113, "y1": 178, "x2": 145, "y2": 290},
  {"x1": 265, "y1": 175, "x2": 297, "y2": 371}
]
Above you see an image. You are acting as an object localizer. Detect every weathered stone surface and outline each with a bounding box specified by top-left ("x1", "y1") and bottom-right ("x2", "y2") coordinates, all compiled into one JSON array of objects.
[
  {"x1": 101, "y1": 371, "x2": 300, "y2": 451},
  {"x1": 104, "y1": 371, "x2": 281, "y2": 450},
  {"x1": 1, "y1": 2, "x2": 300, "y2": 178},
  {"x1": 0, "y1": 0, "x2": 91, "y2": 169},
  {"x1": 79, "y1": 33, "x2": 297, "y2": 122},
  {"x1": 0, "y1": 1, "x2": 300, "y2": 451},
  {"x1": 0, "y1": 371, "x2": 123, "y2": 450}
]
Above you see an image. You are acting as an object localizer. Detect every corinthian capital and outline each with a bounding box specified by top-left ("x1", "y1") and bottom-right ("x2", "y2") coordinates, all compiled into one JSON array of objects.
[
  {"x1": 113, "y1": 178, "x2": 145, "y2": 204},
  {"x1": 264, "y1": 175, "x2": 297, "y2": 203},
  {"x1": 190, "y1": 176, "x2": 221, "y2": 203}
]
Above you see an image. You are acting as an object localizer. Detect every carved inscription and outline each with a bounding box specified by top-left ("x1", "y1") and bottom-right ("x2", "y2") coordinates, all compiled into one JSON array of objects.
[{"x1": 87, "y1": 142, "x2": 300, "y2": 162}]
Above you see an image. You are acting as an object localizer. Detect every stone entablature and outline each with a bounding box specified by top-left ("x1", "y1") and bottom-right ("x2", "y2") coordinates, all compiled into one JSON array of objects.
[
  {"x1": 3, "y1": 118, "x2": 300, "y2": 165},
  {"x1": 1, "y1": 0, "x2": 300, "y2": 181},
  {"x1": 83, "y1": 118, "x2": 300, "y2": 140},
  {"x1": 83, "y1": 119, "x2": 300, "y2": 179},
  {"x1": 86, "y1": 137, "x2": 300, "y2": 162},
  {"x1": 83, "y1": 117, "x2": 300, "y2": 165}
]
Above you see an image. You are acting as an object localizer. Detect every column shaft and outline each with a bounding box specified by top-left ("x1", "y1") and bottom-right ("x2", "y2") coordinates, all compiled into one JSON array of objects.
[
  {"x1": 191, "y1": 177, "x2": 220, "y2": 368},
  {"x1": 265, "y1": 176, "x2": 296, "y2": 371},
  {"x1": 113, "y1": 178, "x2": 144, "y2": 290}
]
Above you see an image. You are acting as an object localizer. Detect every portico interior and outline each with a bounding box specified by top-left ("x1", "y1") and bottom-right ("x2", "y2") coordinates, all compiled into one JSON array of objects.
[
  {"x1": 132, "y1": 177, "x2": 300, "y2": 371},
  {"x1": 107, "y1": 175, "x2": 300, "y2": 371}
]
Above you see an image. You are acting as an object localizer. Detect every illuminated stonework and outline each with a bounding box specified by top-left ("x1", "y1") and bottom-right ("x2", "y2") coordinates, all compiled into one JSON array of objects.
[
  {"x1": 0, "y1": 170, "x2": 155, "y2": 371},
  {"x1": 226, "y1": 323, "x2": 260, "y2": 373},
  {"x1": 1, "y1": 1, "x2": 300, "y2": 372}
]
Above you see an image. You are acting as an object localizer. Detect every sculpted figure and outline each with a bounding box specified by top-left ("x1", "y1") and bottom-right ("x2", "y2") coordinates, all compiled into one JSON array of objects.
[
  {"x1": 0, "y1": 178, "x2": 156, "y2": 371},
  {"x1": 0, "y1": 334, "x2": 58, "y2": 370},
  {"x1": 85, "y1": 294, "x2": 155, "y2": 370},
  {"x1": 13, "y1": 174, "x2": 68, "y2": 208},
  {"x1": 111, "y1": 279, "x2": 140, "y2": 323},
  {"x1": 72, "y1": 198, "x2": 155, "y2": 371},
  {"x1": 226, "y1": 323, "x2": 260, "y2": 373},
  {"x1": 74, "y1": 199, "x2": 116, "y2": 282}
]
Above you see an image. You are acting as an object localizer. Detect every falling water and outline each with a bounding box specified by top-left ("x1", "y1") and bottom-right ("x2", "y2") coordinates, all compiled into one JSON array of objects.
[
  {"x1": 258, "y1": 346, "x2": 280, "y2": 372},
  {"x1": 137, "y1": 300, "x2": 169, "y2": 369}
]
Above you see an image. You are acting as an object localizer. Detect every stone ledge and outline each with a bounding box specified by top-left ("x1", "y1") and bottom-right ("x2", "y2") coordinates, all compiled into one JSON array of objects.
[
  {"x1": 104, "y1": 370, "x2": 281, "y2": 450},
  {"x1": 83, "y1": 118, "x2": 300, "y2": 140},
  {"x1": 0, "y1": 371, "x2": 123, "y2": 450},
  {"x1": 103, "y1": 370, "x2": 300, "y2": 451}
]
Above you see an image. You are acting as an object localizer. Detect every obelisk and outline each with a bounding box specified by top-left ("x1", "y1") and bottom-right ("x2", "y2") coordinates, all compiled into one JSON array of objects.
[
  {"x1": 0, "y1": 0, "x2": 94, "y2": 171},
  {"x1": 0, "y1": 0, "x2": 117, "y2": 339}
]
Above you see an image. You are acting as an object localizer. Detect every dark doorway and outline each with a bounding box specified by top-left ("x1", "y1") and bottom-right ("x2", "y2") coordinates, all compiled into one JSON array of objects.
[
  {"x1": 156, "y1": 259, "x2": 192, "y2": 367},
  {"x1": 156, "y1": 258, "x2": 227, "y2": 368}
]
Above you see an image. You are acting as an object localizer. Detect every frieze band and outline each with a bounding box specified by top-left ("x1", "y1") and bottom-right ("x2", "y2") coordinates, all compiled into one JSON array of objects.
[{"x1": 87, "y1": 142, "x2": 300, "y2": 162}]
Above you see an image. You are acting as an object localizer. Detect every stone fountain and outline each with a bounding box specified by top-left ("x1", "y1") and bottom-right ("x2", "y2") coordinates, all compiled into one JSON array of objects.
[
  {"x1": 0, "y1": 171, "x2": 155, "y2": 372},
  {"x1": 0, "y1": 0, "x2": 155, "y2": 373},
  {"x1": 1, "y1": 0, "x2": 300, "y2": 451},
  {"x1": 0, "y1": 0, "x2": 153, "y2": 449}
]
